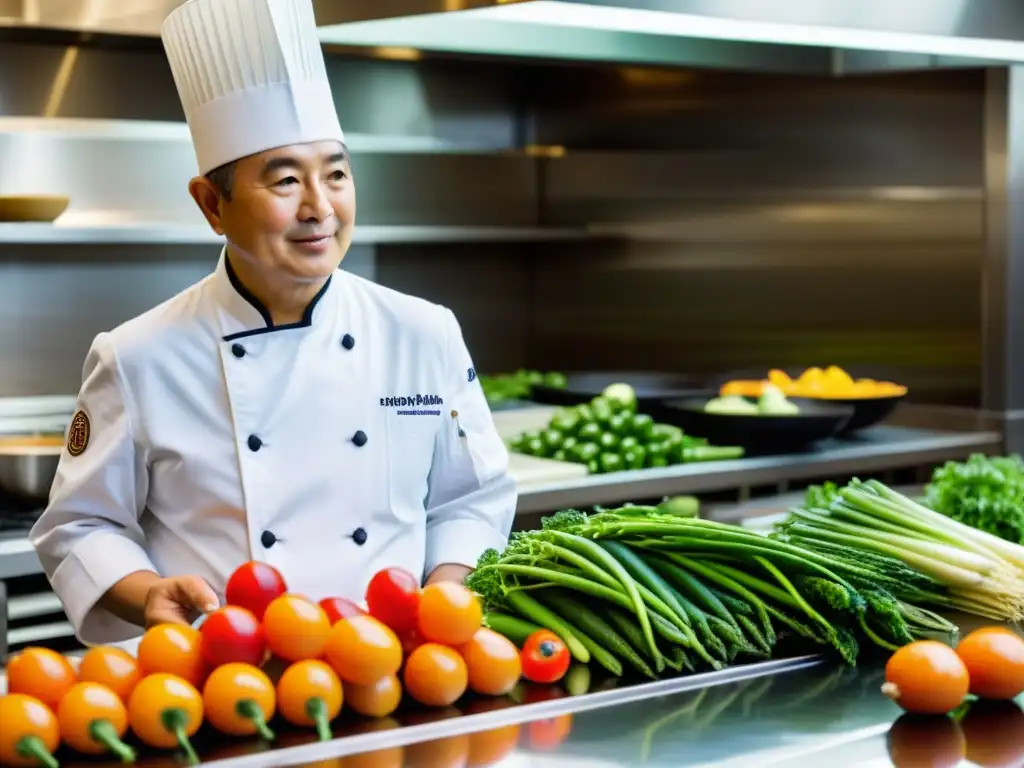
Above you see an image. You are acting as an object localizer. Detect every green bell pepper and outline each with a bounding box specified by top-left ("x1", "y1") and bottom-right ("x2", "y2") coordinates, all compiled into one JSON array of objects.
[
  {"x1": 607, "y1": 412, "x2": 632, "y2": 437},
  {"x1": 629, "y1": 413, "x2": 655, "y2": 442},
  {"x1": 541, "y1": 429, "x2": 565, "y2": 454},
  {"x1": 599, "y1": 452, "x2": 624, "y2": 474},
  {"x1": 577, "y1": 422, "x2": 602, "y2": 443},
  {"x1": 622, "y1": 447, "x2": 645, "y2": 470},
  {"x1": 550, "y1": 409, "x2": 581, "y2": 435},
  {"x1": 619, "y1": 436, "x2": 640, "y2": 454}
]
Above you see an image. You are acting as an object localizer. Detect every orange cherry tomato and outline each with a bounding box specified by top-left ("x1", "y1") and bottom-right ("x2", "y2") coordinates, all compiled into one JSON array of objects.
[
  {"x1": 343, "y1": 674, "x2": 402, "y2": 718},
  {"x1": 887, "y1": 712, "x2": 965, "y2": 768},
  {"x1": 883, "y1": 641, "x2": 970, "y2": 715},
  {"x1": 202, "y1": 663, "x2": 276, "y2": 739},
  {"x1": 525, "y1": 713, "x2": 573, "y2": 751},
  {"x1": 276, "y1": 659, "x2": 343, "y2": 741},
  {"x1": 127, "y1": 673, "x2": 204, "y2": 762},
  {"x1": 405, "y1": 733, "x2": 471, "y2": 768},
  {"x1": 459, "y1": 627, "x2": 522, "y2": 697},
  {"x1": 956, "y1": 627, "x2": 1024, "y2": 701},
  {"x1": 417, "y1": 582, "x2": 482, "y2": 647},
  {"x1": 6, "y1": 647, "x2": 78, "y2": 711},
  {"x1": 346, "y1": 746, "x2": 404, "y2": 768},
  {"x1": 137, "y1": 623, "x2": 206, "y2": 686},
  {"x1": 263, "y1": 594, "x2": 331, "y2": 662},
  {"x1": 463, "y1": 696, "x2": 521, "y2": 767},
  {"x1": 344, "y1": 718, "x2": 404, "y2": 768},
  {"x1": 961, "y1": 699, "x2": 1024, "y2": 768},
  {"x1": 57, "y1": 681, "x2": 136, "y2": 761},
  {"x1": 0, "y1": 694, "x2": 60, "y2": 768},
  {"x1": 323, "y1": 614, "x2": 402, "y2": 686},
  {"x1": 78, "y1": 646, "x2": 140, "y2": 703},
  {"x1": 403, "y1": 643, "x2": 468, "y2": 708}
]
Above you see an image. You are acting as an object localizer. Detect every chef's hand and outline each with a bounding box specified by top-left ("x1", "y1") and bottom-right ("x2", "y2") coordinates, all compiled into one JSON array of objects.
[
  {"x1": 101, "y1": 570, "x2": 220, "y2": 629},
  {"x1": 145, "y1": 575, "x2": 221, "y2": 628},
  {"x1": 425, "y1": 563, "x2": 473, "y2": 587}
]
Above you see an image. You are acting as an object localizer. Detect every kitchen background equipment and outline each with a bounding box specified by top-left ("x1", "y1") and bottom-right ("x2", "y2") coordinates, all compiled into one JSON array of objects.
[
  {"x1": 0, "y1": 443, "x2": 62, "y2": 501},
  {"x1": 653, "y1": 397, "x2": 856, "y2": 455},
  {"x1": 530, "y1": 371, "x2": 716, "y2": 410},
  {"x1": 711, "y1": 369, "x2": 907, "y2": 434},
  {"x1": 0, "y1": 194, "x2": 70, "y2": 222},
  {"x1": 0, "y1": 397, "x2": 74, "y2": 502}
]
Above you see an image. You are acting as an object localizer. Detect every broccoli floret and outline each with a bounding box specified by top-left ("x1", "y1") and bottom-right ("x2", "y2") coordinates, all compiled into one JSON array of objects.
[
  {"x1": 540, "y1": 509, "x2": 588, "y2": 532},
  {"x1": 465, "y1": 553, "x2": 506, "y2": 610}
]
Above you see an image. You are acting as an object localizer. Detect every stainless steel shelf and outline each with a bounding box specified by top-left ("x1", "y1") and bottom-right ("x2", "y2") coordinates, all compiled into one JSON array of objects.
[
  {"x1": 515, "y1": 426, "x2": 1001, "y2": 514},
  {"x1": 0, "y1": 535, "x2": 38, "y2": 580},
  {"x1": 0, "y1": 223, "x2": 596, "y2": 246}
]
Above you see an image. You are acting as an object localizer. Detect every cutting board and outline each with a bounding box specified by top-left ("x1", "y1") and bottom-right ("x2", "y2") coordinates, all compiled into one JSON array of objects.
[
  {"x1": 491, "y1": 405, "x2": 562, "y2": 441},
  {"x1": 489, "y1": 405, "x2": 588, "y2": 487},
  {"x1": 509, "y1": 451, "x2": 589, "y2": 488}
]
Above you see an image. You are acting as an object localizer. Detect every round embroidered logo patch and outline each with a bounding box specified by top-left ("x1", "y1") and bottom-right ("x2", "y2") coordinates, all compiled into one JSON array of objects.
[{"x1": 67, "y1": 410, "x2": 91, "y2": 456}]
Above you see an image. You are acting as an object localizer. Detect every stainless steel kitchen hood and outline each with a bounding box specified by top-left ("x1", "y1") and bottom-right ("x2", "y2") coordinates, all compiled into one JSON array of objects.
[
  {"x1": 314, "y1": 0, "x2": 1024, "y2": 73},
  {"x1": 0, "y1": 1, "x2": 184, "y2": 38}
]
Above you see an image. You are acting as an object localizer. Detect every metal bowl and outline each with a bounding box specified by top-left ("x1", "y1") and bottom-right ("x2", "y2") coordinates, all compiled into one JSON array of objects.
[{"x1": 0, "y1": 438, "x2": 63, "y2": 500}]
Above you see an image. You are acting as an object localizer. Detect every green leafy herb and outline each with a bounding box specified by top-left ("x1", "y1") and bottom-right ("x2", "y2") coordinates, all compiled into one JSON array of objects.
[{"x1": 925, "y1": 453, "x2": 1024, "y2": 545}]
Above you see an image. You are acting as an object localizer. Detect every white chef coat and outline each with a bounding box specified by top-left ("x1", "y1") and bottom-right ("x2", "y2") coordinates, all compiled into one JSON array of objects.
[{"x1": 30, "y1": 250, "x2": 517, "y2": 647}]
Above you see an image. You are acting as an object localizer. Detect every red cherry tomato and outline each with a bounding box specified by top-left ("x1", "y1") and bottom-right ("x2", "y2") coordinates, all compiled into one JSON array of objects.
[
  {"x1": 521, "y1": 630, "x2": 570, "y2": 685},
  {"x1": 225, "y1": 561, "x2": 288, "y2": 621},
  {"x1": 365, "y1": 568, "x2": 420, "y2": 634},
  {"x1": 401, "y1": 628, "x2": 426, "y2": 657},
  {"x1": 201, "y1": 606, "x2": 266, "y2": 668},
  {"x1": 319, "y1": 597, "x2": 367, "y2": 626}
]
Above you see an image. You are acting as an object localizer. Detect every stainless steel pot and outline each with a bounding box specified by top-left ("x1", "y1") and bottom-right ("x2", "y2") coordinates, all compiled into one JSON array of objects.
[
  {"x1": 0, "y1": 443, "x2": 61, "y2": 499},
  {"x1": 0, "y1": 398, "x2": 73, "y2": 500}
]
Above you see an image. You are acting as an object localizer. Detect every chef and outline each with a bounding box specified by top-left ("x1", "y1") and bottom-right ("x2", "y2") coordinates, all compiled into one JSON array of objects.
[{"x1": 29, "y1": 0, "x2": 516, "y2": 648}]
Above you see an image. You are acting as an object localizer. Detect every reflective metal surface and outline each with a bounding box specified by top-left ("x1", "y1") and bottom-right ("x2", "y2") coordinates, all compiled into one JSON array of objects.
[
  {"x1": 314, "y1": 0, "x2": 1024, "y2": 71},
  {"x1": 0, "y1": 0, "x2": 185, "y2": 37},
  {"x1": 40, "y1": 644, "x2": 1024, "y2": 766},
  {"x1": 982, "y1": 67, "x2": 1024, "y2": 453}
]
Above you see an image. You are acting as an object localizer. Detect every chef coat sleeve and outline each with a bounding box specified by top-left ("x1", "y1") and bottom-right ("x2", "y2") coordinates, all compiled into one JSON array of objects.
[
  {"x1": 423, "y1": 309, "x2": 516, "y2": 576},
  {"x1": 30, "y1": 332, "x2": 156, "y2": 645}
]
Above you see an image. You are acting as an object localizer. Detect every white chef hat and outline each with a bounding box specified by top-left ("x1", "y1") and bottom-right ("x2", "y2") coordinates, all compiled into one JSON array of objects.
[{"x1": 160, "y1": 0, "x2": 345, "y2": 175}]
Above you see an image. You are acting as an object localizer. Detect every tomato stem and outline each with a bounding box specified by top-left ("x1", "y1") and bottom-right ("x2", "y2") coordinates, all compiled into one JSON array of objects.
[
  {"x1": 161, "y1": 708, "x2": 199, "y2": 765},
  {"x1": 306, "y1": 697, "x2": 332, "y2": 742},
  {"x1": 89, "y1": 719, "x2": 137, "y2": 763},
  {"x1": 16, "y1": 736, "x2": 59, "y2": 768},
  {"x1": 236, "y1": 699, "x2": 276, "y2": 741}
]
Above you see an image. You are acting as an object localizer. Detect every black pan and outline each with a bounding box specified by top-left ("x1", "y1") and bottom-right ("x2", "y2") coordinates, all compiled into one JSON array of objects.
[
  {"x1": 653, "y1": 397, "x2": 855, "y2": 456},
  {"x1": 530, "y1": 371, "x2": 716, "y2": 409}
]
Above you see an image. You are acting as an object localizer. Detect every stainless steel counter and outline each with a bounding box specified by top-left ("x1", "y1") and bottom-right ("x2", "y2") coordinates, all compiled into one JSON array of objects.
[
  {"x1": 516, "y1": 426, "x2": 1000, "y2": 513},
  {"x1": 38, "y1": 649, "x2": 1024, "y2": 768}
]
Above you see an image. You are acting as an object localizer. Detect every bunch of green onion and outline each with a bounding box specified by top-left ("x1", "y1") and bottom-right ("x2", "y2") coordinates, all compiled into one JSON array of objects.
[{"x1": 774, "y1": 479, "x2": 1024, "y2": 623}]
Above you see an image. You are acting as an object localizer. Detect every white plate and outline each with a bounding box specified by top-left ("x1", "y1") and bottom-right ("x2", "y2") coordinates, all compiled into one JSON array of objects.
[{"x1": 0, "y1": 396, "x2": 77, "y2": 418}]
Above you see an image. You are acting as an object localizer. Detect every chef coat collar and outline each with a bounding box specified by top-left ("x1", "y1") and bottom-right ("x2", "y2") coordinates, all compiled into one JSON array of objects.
[{"x1": 212, "y1": 248, "x2": 336, "y2": 341}]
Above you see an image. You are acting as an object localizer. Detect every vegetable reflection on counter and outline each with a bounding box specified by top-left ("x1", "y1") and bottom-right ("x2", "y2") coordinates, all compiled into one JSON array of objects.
[
  {"x1": 510, "y1": 383, "x2": 744, "y2": 474},
  {"x1": 468, "y1": 498, "x2": 962, "y2": 678},
  {"x1": 887, "y1": 699, "x2": 1024, "y2": 768},
  {"x1": 780, "y1": 478, "x2": 1024, "y2": 623}
]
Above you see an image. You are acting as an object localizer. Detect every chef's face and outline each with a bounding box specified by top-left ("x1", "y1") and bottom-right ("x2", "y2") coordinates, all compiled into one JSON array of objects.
[{"x1": 191, "y1": 140, "x2": 355, "y2": 284}]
